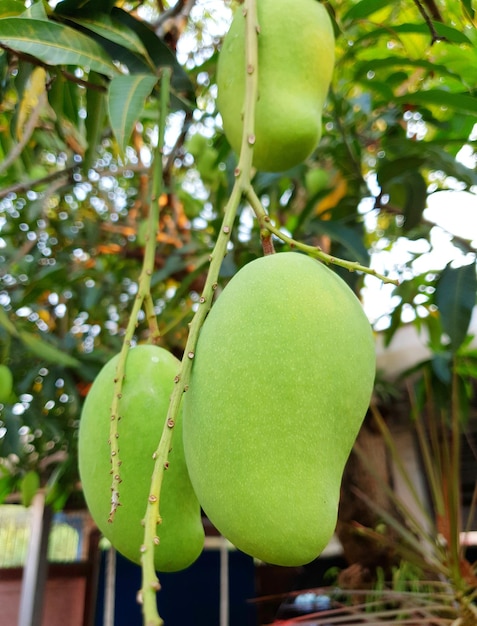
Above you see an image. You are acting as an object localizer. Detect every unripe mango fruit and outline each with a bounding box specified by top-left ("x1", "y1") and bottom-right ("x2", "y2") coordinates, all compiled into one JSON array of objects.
[
  {"x1": 216, "y1": 0, "x2": 335, "y2": 172},
  {"x1": 78, "y1": 345, "x2": 204, "y2": 572},
  {"x1": 183, "y1": 252, "x2": 375, "y2": 566}
]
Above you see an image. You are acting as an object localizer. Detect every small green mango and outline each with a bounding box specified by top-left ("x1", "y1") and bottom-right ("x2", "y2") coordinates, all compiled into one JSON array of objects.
[
  {"x1": 305, "y1": 168, "x2": 330, "y2": 197},
  {"x1": 183, "y1": 252, "x2": 375, "y2": 566},
  {"x1": 216, "y1": 0, "x2": 335, "y2": 172},
  {"x1": 78, "y1": 345, "x2": 204, "y2": 572}
]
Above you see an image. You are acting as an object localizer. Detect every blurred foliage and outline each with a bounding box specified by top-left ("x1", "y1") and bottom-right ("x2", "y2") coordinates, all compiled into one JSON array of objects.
[{"x1": 0, "y1": 0, "x2": 476, "y2": 523}]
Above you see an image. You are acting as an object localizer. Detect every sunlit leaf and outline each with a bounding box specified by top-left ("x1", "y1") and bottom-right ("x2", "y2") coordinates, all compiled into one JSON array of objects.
[
  {"x1": 112, "y1": 8, "x2": 195, "y2": 101},
  {"x1": 65, "y1": 13, "x2": 152, "y2": 62},
  {"x1": 0, "y1": 0, "x2": 26, "y2": 17},
  {"x1": 0, "y1": 17, "x2": 118, "y2": 77},
  {"x1": 21, "y1": 2, "x2": 48, "y2": 20},
  {"x1": 107, "y1": 73, "x2": 158, "y2": 153},
  {"x1": 343, "y1": 0, "x2": 395, "y2": 21}
]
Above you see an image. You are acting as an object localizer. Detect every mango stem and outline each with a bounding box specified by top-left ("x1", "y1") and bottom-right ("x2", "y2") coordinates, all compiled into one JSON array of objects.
[{"x1": 139, "y1": 2, "x2": 261, "y2": 624}]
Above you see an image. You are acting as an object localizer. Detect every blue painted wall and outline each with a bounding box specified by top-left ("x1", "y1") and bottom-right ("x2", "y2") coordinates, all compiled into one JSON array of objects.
[{"x1": 94, "y1": 548, "x2": 257, "y2": 626}]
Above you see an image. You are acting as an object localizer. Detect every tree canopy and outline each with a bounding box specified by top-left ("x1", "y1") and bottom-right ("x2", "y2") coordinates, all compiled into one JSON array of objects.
[{"x1": 0, "y1": 0, "x2": 476, "y2": 511}]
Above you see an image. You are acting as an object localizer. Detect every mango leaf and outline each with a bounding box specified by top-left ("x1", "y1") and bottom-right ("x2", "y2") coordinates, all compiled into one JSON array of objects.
[
  {"x1": 343, "y1": 0, "x2": 395, "y2": 21},
  {"x1": 425, "y1": 145, "x2": 477, "y2": 188},
  {"x1": 396, "y1": 90, "x2": 477, "y2": 115},
  {"x1": 19, "y1": 331, "x2": 81, "y2": 368},
  {"x1": 312, "y1": 220, "x2": 370, "y2": 266},
  {"x1": 0, "y1": 308, "x2": 19, "y2": 337},
  {"x1": 353, "y1": 57, "x2": 463, "y2": 83},
  {"x1": 84, "y1": 71, "x2": 107, "y2": 170},
  {"x1": 0, "y1": 0, "x2": 26, "y2": 17},
  {"x1": 55, "y1": 0, "x2": 117, "y2": 15},
  {"x1": 400, "y1": 171, "x2": 428, "y2": 231},
  {"x1": 355, "y1": 22, "x2": 472, "y2": 46},
  {"x1": 64, "y1": 13, "x2": 151, "y2": 62},
  {"x1": 21, "y1": 470, "x2": 40, "y2": 507},
  {"x1": 0, "y1": 473, "x2": 15, "y2": 504},
  {"x1": 0, "y1": 17, "x2": 118, "y2": 77},
  {"x1": 112, "y1": 8, "x2": 194, "y2": 101},
  {"x1": 377, "y1": 157, "x2": 425, "y2": 186},
  {"x1": 107, "y1": 73, "x2": 158, "y2": 153},
  {"x1": 380, "y1": 169, "x2": 427, "y2": 231},
  {"x1": 435, "y1": 262, "x2": 477, "y2": 352},
  {"x1": 21, "y1": 2, "x2": 48, "y2": 20}
]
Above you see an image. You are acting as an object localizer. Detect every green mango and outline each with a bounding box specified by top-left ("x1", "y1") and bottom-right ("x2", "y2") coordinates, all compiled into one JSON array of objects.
[
  {"x1": 78, "y1": 345, "x2": 204, "y2": 572},
  {"x1": 305, "y1": 168, "x2": 330, "y2": 197},
  {"x1": 216, "y1": 0, "x2": 335, "y2": 172},
  {"x1": 183, "y1": 252, "x2": 375, "y2": 566}
]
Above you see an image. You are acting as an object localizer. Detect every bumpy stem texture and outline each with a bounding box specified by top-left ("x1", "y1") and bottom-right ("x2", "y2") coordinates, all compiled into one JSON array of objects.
[
  {"x1": 140, "y1": 3, "x2": 261, "y2": 624},
  {"x1": 108, "y1": 70, "x2": 171, "y2": 523},
  {"x1": 245, "y1": 185, "x2": 398, "y2": 286}
]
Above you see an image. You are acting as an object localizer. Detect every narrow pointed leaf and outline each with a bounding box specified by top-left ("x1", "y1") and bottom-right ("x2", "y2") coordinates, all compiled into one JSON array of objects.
[
  {"x1": 343, "y1": 0, "x2": 395, "y2": 21},
  {"x1": 55, "y1": 0, "x2": 117, "y2": 15},
  {"x1": 355, "y1": 22, "x2": 472, "y2": 45},
  {"x1": 65, "y1": 13, "x2": 152, "y2": 62},
  {"x1": 312, "y1": 220, "x2": 370, "y2": 265},
  {"x1": 112, "y1": 8, "x2": 194, "y2": 100},
  {"x1": 84, "y1": 71, "x2": 107, "y2": 170},
  {"x1": 0, "y1": 17, "x2": 118, "y2": 77},
  {"x1": 21, "y1": 2, "x2": 48, "y2": 20},
  {"x1": 107, "y1": 73, "x2": 158, "y2": 153},
  {"x1": 19, "y1": 331, "x2": 81, "y2": 368},
  {"x1": 435, "y1": 262, "x2": 477, "y2": 352},
  {"x1": 396, "y1": 90, "x2": 477, "y2": 115},
  {"x1": 1, "y1": 0, "x2": 26, "y2": 17}
]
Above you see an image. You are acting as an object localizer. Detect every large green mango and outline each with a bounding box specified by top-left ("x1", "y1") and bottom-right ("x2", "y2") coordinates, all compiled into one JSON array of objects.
[
  {"x1": 78, "y1": 345, "x2": 204, "y2": 572},
  {"x1": 216, "y1": 0, "x2": 335, "y2": 172},
  {"x1": 183, "y1": 252, "x2": 375, "y2": 566}
]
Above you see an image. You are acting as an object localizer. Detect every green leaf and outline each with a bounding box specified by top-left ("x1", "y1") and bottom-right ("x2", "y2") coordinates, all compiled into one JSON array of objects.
[
  {"x1": 21, "y1": 2, "x2": 48, "y2": 20},
  {"x1": 0, "y1": 17, "x2": 118, "y2": 77},
  {"x1": 386, "y1": 170, "x2": 427, "y2": 231},
  {"x1": 0, "y1": 474, "x2": 15, "y2": 505},
  {"x1": 355, "y1": 22, "x2": 472, "y2": 46},
  {"x1": 343, "y1": 0, "x2": 395, "y2": 21},
  {"x1": 312, "y1": 220, "x2": 370, "y2": 265},
  {"x1": 396, "y1": 90, "x2": 477, "y2": 115},
  {"x1": 377, "y1": 157, "x2": 425, "y2": 186},
  {"x1": 112, "y1": 8, "x2": 194, "y2": 101},
  {"x1": 0, "y1": 0, "x2": 27, "y2": 17},
  {"x1": 353, "y1": 57, "x2": 463, "y2": 84},
  {"x1": 54, "y1": 0, "x2": 117, "y2": 15},
  {"x1": 19, "y1": 331, "x2": 81, "y2": 368},
  {"x1": 107, "y1": 73, "x2": 158, "y2": 153},
  {"x1": 0, "y1": 308, "x2": 19, "y2": 337},
  {"x1": 21, "y1": 470, "x2": 40, "y2": 507},
  {"x1": 64, "y1": 13, "x2": 151, "y2": 62},
  {"x1": 435, "y1": 262, "x2": 477, "y2": 352},
  {"x1": 84, "y1": 71, "x2": 107, "y2": 170}
]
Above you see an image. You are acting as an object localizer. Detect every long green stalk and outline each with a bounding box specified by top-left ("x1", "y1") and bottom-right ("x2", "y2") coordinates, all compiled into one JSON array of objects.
[
  {"x1": 139, "y1": 2, "x2": 260, "y2": 623},
  {"x1": 107, "y1": 69, "x2": 171, "y2": 522}
]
